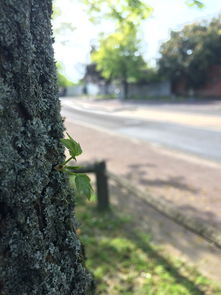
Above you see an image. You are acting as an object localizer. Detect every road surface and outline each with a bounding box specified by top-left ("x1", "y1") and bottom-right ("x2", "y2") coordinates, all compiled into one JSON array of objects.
[{"x1": 61, "y1": 100, "x2": 221, "y2": 163}]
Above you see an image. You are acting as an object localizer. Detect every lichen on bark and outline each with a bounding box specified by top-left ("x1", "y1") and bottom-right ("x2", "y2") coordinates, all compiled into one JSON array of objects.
[{"x1": 0, "y1": 1, "x2": 94, "y2": 294}]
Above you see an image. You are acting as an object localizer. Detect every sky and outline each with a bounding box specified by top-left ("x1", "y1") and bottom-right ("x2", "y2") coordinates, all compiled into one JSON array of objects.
[{"x1": 53, "y1": 0, "x2": 221, "y2": 82}]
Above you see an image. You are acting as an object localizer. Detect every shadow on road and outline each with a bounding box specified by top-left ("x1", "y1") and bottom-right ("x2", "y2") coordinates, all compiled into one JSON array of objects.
[
  {"x1": 127, "y1": 163, "x2": 199, "y2": 193},
  {"x1": 124, "y1": 163, "x2": 221, "y2": 230}
]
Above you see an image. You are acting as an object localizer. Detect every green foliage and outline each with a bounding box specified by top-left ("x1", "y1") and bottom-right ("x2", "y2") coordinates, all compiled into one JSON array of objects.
[
  {"x1": 83, "y1": 0, "x2": 152, "y2": 27},
  {"x1": 52, "y1": 2, "x2": 61, "y2": 19},
  {"x1": 76, "y1": 199, "x2": 221, "y2": 295},
  {"x1": 58, "y1": 133, "x2": 93, "y2": 200},
  {"x1": 158, "y1": 15, "x2": 221, "y2": 88},
  {"x1": 60, "y1": 133, "x2": 82, "y2": 159},
  {"x1": 52, "y1": 1, "x2": 76, "y2": 45},
  {"x1": 85, "y1": 0, "x2": 153, "y2": 97},
  {"x1": 75, "y1": 174, "x2": 92, "y2": 200},
  {"x1": 91, "y1": 26, "x2": 148, "y2": 88},
  {"x1": 56, "y1": 62, "x2": 74, "y2": 88},
  {"x1": 185, "y1": 0, "x2": 204, "y2": 8}
]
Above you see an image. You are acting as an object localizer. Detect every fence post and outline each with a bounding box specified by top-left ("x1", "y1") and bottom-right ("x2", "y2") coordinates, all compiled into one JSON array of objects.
[{"x1": 95, "y1": 161, "x2": 109, "y2": 211}]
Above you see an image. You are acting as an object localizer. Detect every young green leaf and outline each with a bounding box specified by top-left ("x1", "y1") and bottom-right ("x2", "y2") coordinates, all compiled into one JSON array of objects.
[
  {"x1": 75, "y1": 174, "x2": 93, "y2": 200},
  {"x1": 60, "y1": 133, "x2": 82, "y2": 159}
]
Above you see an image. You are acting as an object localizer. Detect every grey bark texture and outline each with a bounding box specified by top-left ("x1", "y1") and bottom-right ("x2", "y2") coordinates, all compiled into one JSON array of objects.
[{"x1": 0, "y1": 1, "x2": 94, "y2": 294}]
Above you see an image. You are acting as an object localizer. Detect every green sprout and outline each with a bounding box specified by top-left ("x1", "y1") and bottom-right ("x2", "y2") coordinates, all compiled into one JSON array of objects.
[{"x1": 56, "y1": 133, "x2": 93, "y2": 200}]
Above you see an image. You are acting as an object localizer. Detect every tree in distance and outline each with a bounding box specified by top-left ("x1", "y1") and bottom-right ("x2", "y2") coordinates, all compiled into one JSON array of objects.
[
  {"x1": 91, "y1": 25, "x2": 149, "y2": 98},
  {"x1": 158, "y1": 15, "x2": 221, "y2": 89}
]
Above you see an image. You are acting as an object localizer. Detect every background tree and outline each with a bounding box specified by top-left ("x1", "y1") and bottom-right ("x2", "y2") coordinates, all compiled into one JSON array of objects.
[
  {"x1": 158, "y1": 15, "x2": 221, "y2": 89},
  {"x1": 57, "y1": 65, "x2": 74, "y2": 88},
  {"x1": 186, "y1": 0, "x2": 204, "y2": 8},
  {"x1": 91, "y1": 26, "x2": 148, "y2": 98},
  {"x1": 83, "y1": 0, "x2": 204, "y2": 26},
  {"x1": 83, "y1": 0, "x2": 152, "y2": 27},
  {"x1": 0, "y1": 1, "x2": 93, "y2": 294},
  {"x1": 84, "y1": 0, "x2": 151, "y2": 98},
  {"x1": 57, "y1": 62, "x2": 74, "y2": 96}
]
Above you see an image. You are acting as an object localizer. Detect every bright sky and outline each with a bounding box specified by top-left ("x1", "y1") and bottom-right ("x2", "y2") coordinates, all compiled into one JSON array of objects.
[{"x1": 53, "y1": 0, "x2": 221, "y2": 82}]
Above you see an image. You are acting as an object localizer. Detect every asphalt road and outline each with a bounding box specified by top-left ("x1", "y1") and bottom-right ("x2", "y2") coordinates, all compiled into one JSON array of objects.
[{"x1": 61, "y1": 104, "x2": 221, "y2": 163}]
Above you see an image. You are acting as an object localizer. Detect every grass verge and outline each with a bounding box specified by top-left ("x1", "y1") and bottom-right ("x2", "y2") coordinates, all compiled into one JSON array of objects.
[{"x1": 75, "y1": 197, "x2": 221, "y2": 295}]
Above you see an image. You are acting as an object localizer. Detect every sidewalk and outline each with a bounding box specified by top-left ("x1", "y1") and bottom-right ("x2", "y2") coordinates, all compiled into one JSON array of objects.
[{"x1": 62, "y1": 97, "x2": 221, "y2": 131}]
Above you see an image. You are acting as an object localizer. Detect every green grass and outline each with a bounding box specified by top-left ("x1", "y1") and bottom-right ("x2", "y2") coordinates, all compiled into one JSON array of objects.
[{"x1": 75, "y1": 198, "x2": 221, "y2": 295}]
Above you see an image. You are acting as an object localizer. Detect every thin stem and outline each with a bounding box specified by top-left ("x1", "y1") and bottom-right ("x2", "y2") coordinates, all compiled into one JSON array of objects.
[{"x1": 62, "y1": 156, "x2": 72, "y2": 166}]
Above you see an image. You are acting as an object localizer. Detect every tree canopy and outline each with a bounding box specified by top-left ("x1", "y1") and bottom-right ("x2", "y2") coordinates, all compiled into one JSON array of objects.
[
  {"x1": 85, "y1": 0, "x2": 205, "y2": 97},
  {"x1": 83, "y1": 0, "x2": 204, "y2": 25},
  {"x1": 83, "y1": 0, "x2": 152, "y2": 27},
  {"x1": 86, "y1": 0, "x2": 151, "y2": 97},
  {"x1": 158, "y1": 15, "x2": 221, "y2": 88},
  {"x1": 91, "y1": 26, "x2": 148, "y2": 84}
]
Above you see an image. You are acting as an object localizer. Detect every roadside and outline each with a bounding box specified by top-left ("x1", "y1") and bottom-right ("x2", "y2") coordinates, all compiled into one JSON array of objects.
[
  {"x1": 110, "y1": 177, "x2": 221, "y2": 285},
  {"x1": 63, "y1": 118, "x2": 221, "y2": 283},
  {"x1": 61, "y1": 97, "x2": 221, "y2": 282}
]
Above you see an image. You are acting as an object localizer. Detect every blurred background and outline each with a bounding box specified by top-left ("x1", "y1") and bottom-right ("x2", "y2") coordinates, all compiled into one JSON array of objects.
[{"x1": 53, "y1": 1, "x2": 221, "y2": 294}]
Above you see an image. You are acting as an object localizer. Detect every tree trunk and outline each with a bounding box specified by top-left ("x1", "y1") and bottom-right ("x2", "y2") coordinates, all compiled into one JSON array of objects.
[
  {"x1": 0, "y1": 1, "x2": 94, "y2": 294},
  {"x1": 104, "y1": 79, "x2": 111, "y2": 95},
  {"x1": 123, "y1": 80, "x2": 129, "y2": 99},
  {"x1": 121, "y1": 63, "x2": 128, "y2": 99}
]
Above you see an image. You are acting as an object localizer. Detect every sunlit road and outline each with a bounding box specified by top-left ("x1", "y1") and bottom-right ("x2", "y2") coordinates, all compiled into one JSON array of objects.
[{"x1": 61, "y1": 102, "x2": 221, "y2": 164}]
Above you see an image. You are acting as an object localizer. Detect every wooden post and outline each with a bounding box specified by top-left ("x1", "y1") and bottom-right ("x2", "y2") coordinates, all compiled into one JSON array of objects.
[{"x1": 95, "y1": 161, "x2": 109, "y2": 211}]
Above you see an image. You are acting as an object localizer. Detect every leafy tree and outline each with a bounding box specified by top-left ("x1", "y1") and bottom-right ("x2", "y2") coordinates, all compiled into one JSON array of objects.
[
  {"x1": 85, "y1": 0, "x2": 151, "y2": 98},
  {"x1": 0, "y1": 1, "x2": 93, "y2": 294},
  {"x1": 83, "y1": 0, "x2": 152, "y2": 27},
  {"x1": 57, "y1": 62, "x2": 74, "y2": 88},
  {"x1": 52, "y1": 3, "x2": 76, "y2": 46},
  {"x1": 186, "y1": 0, "x2": 204, "y2": 8},
  {"x1": 158, "y1": 15, "x2": 221, "y2": 89},
  {"x1": 91, "y1": 26, "x2": 148, "y2": 98},
  {"x1": 86, "y1": 0, "x2": 204, "y2": 98}
]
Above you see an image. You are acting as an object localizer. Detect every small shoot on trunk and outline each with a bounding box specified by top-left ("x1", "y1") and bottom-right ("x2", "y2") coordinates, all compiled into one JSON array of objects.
[{"x1": 56, "y1": 133, "x2": 93, "y2": 200}]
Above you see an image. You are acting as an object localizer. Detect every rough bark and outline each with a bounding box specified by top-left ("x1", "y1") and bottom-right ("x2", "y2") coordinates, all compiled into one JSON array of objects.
[{"x1": 0, "y1": 1, "x2": 93, "y2": 294}]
